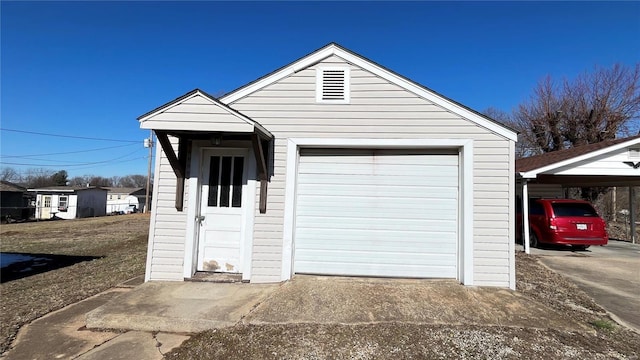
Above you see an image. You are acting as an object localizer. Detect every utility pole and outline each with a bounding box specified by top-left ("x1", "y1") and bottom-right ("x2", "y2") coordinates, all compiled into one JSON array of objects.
[{"x1": 144, "y1": 131, "x2": 154, "y2": 214}]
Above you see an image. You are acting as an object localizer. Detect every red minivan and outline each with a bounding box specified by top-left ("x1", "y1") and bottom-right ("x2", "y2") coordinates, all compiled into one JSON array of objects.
[{"x1": 522, "y1": 199, "x2": 608, "y2": 250}]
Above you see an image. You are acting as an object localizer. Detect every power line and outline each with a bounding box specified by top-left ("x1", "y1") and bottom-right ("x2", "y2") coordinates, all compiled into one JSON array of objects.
[
  {"x1": 0, "y1": 128, "x2": 140, "y2": 143},
  {"x1": 2, "y1": 155, "x2": 151, "y2": 175},
  {"x1": 1, "y1": 143, "x2": 138, "y2": 158},
  {"x1": 0, "y1": 149, "x2": 147, "y2": 167},
  {"x1": 52, "y1": 156, "x2": 149, "y2": 172}
]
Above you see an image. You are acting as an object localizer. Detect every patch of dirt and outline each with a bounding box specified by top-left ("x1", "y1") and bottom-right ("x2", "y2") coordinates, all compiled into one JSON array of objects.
[
  {"x1": 166, "y1": 323, "x2": 638, "y2": 360},
  {"x1": 0, "y1": 214, "x2": 150, "y2": 355},
  {"x1": 165, "y1": 252, "x2": 640, "y2": 359}
]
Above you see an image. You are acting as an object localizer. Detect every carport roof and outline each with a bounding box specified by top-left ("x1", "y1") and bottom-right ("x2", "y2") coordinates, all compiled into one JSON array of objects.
[
  {"x1": 517, "y1": 135, "x2": 640, "y2": 172},
  {"x1": 517, "y1": 134, "x2": 640, "y2": 178}
]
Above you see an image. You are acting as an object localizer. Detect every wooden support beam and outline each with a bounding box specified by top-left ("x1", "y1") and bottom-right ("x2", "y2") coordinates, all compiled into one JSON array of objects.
[
  {"x1": 155, "y1": 131, "x2": 185, "y2": 179},
  {"x1": 174, "y1": 138, "x2": 189, "y2": 211},
  {"x1": 260, "y1": 179, "x2": 268, "y2": 213},
  {"x1": 252, "y1": 134, "x2": 268, "y2": 180},
  {"x1": 252, "y1": 133, "x2": 269, "y2": 213}
]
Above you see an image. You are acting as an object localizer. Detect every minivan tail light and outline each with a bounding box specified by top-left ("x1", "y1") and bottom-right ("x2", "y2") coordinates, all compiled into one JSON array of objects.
[{"x1": 549, "y1": 217, "x2": 557, "y2": 230}]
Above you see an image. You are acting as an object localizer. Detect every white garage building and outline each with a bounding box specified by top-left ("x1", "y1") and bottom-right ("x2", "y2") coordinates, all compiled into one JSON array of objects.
[{"x1": 139, "y1": 43, "x2": 518, "y2": 288}]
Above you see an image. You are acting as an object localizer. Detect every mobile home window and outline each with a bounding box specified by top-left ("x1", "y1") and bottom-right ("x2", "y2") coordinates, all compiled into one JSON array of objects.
[{"x1": 59, "y1": 196, "x2": 68, "y2": 212}]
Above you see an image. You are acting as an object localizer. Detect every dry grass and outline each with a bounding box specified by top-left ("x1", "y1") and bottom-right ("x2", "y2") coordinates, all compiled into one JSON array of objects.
[
  {"x1": 0, "y1": 214, "x2": 149, "y2": 355},
  {"x1": 165, "y1": 253, "x2": 640, "y2": 360}
]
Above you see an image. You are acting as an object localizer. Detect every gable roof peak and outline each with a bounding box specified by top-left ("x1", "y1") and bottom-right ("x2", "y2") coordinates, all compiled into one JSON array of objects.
[{"x1": 220, "y1": 43, "x2": 517, "y2": 141}]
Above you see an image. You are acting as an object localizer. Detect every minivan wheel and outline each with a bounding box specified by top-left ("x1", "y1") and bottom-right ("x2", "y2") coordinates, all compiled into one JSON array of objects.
[{"x1": 529, "y1": 231, "x2": 539, "y2": 248}]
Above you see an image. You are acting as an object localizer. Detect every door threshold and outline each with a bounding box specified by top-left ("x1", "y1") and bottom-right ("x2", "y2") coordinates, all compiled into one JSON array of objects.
[{"x1": 187, "y1": 272, "x2": 244, "y2": 283}]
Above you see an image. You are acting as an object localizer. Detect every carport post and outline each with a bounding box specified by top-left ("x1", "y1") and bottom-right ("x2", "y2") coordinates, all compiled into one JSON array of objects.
[
  {"x1": 630, "y1": 187, "x2": 636, "y2": 244},
  {"x1": 522, "y1": 179, "x2": 531, "y2": 254}
]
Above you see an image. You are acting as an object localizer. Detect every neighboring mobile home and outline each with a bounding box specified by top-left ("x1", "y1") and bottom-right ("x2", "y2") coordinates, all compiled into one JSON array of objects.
[
  {"x1": 105, "y1": 187, "x2": 148, "y2": 214},
  {"x1": 139, "y1": 43, "x2": 518, "y2": 288},
  {"x1": 0, "y1": 180, "x2": 32, "y2": 221},
  {"x1": 30, "y1": 186, "x2": 107, "y2": 220}
]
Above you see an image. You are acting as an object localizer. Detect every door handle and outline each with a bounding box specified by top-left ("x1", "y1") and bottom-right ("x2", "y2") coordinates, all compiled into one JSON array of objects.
[{"x1": 196, "y1": 215, "x2": 205, "y2": 224}]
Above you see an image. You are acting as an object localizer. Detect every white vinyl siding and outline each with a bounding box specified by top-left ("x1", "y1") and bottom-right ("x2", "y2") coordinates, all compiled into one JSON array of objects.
[
  {"x1": 552, "y1": 147, "x2": 640, "y2": 176},
  {"x1": 146, "y1": 136, "x2": 188, "y2": 281},
  {"x1": 294, "y1": 149, "x2": 458, "y2": 278},
  {"x1": 230, "y1": 55, "x2": 513, "y2": 286},
  {"x1": 140, "y1": 94, "x2": 255, "y2": 133}
]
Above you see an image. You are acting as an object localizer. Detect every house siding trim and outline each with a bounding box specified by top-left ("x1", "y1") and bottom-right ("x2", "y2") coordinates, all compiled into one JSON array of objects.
[
  {"x1": 508, "y1": 140, "x2": 516, "y2": 290},
  {"x1": 282, "y1": 137, "x2": 474, "y2": 286},
  {"x1": 144, "y1": 142, "x2": 163, "y2": 282}
]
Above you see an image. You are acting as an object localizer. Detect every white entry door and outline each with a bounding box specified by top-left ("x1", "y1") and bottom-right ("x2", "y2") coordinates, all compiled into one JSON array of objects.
[
  {"x1": 197, "y1": 149, "x2": 248, "y2": 273},
  {"x1": 41, "y1": 196, "x2": 52, "y2": 219}
]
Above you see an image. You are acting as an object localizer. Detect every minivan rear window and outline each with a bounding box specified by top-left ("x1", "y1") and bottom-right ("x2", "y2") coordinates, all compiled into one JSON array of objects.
[{"x1": 551, "y1": 203, "x2": 598, "y2": 217}]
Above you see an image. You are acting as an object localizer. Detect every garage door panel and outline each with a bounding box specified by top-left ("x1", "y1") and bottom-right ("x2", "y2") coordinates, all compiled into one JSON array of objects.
[
  {"x1": 297, "y1": 174, "x2": 458, "y2": 187},
  {"x1": 296, "y1": 250, "x2": 457, "y2": 265},
  {"x1": 296, "y1": 218, "x2": 458, "y2": 233},
  {"x1": 295, "y1": 239, "x2": 457, "y2": 253},
  {"x1": 295, "y1": 261, "x2": 457, "y2": 278},
  {"x1": 296, "y1": 198, "x2": 458, "y2": 213},
  {"x1": 294, "y1": 150, "x2": 459, "y2": 279},
  {"x1": 295, "y1": 228, "x2": 457, "y2": 241},
  {"x1": 299, "y1": 163, "x2": 459, "y2": 177},
  {"x1": 297, "y1": 184, "x2": 458, "y2": 198}
]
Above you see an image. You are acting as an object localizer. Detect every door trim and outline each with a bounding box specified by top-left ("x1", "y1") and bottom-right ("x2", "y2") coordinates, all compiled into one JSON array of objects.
[
  {"x1": 282, "y1": 138, "x2": 474, "y2": 285},
  {"x1": 183, "y1": 145, "x2": 257, "y2": 281}
]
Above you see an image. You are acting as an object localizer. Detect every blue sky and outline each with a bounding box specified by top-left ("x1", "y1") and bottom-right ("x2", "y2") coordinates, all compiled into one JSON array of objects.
[{"x1": 2, "y1": 1, "x2": 639, "y2": 178}]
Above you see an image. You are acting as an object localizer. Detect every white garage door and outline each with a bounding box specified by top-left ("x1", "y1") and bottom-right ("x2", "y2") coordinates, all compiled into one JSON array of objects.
[{"x1": 294, "y1": 149, "x2": 459, "y2": 278}]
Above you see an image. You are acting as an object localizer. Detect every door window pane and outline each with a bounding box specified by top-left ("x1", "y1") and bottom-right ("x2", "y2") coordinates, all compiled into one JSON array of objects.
[
  {"x1": 207, "y1": 156, "x2": 220, "y2": 207},
  {"x1": 219, "y1": 156, "x2": 232, "y2": 207},
  {"x1": 232, "y1": 157, "x2": 244, "y2": 207}
]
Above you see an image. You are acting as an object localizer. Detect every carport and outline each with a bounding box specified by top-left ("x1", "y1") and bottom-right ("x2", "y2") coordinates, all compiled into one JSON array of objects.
[{"x1": 517, "y1": 135, "x2": 640, "y2": 253}]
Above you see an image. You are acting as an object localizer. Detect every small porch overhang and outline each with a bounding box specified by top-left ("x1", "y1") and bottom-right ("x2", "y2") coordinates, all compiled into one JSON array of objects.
[
  {"x1": 138, "y1": 89, "x2": 273, "y2": 213},
  {"x1": 517, "y1": 135, "x2": 640, "y2": 253}
]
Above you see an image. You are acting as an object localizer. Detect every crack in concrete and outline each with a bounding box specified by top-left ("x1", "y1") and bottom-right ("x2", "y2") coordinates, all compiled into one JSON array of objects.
[
  {"x1": 152, "y1": 332, "x2": 164, "y2": 356},
  {"x1": 237, "y1": 282, "x2": 285, "y2": 325},
  {"x1": 71, "y1": 332, "x2": 122, "y2": 359}
]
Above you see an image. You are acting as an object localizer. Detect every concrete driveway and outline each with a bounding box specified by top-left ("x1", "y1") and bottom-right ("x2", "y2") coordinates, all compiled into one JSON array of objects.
[
  {"x1": 531, "y1": 240, "x2": 640, "y2": 332},
  {"x1": 86, "y1": 276, "x2": 589, "y2": 333}
]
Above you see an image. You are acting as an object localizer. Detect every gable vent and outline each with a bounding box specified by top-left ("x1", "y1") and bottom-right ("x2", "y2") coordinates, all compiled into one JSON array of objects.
[
  {"x1": 316, "y1": 67, "x2": 350, "y2": 103},
  {"x1": 322, "y1": 70, "x2": 345, "y2": 100},
  {"x1": 630, "y1": 148, "x2": 640, "y2": 159}
]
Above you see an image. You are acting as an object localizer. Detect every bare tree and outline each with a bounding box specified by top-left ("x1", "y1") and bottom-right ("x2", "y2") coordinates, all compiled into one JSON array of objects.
[
  {"x1": 117, "y1": 175, "x2": 148, "y2": 188},
  {"x1": 69, "y1": 175, "x2": 90, "y2": 187},
  {"x1": 511, "y1": 63, "x2": 640, "y2": 156},
  {"x1": 483, "y1": 107, "x2": 530, "y2": 158},
  {"x1": 0, "y1": 167, "x2": 21, "y2": 182},
  {"x1": 88, "y1": 176, "x2": 114, "y2": 187},
  {"x1": 23, "y1": 168, "x2": 55, "y2": 188}
]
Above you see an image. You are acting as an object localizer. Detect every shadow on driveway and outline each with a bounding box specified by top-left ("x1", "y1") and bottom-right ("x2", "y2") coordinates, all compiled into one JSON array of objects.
[{"x1": 0, "y1": 252, "x2": 102, "y2": 283}]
